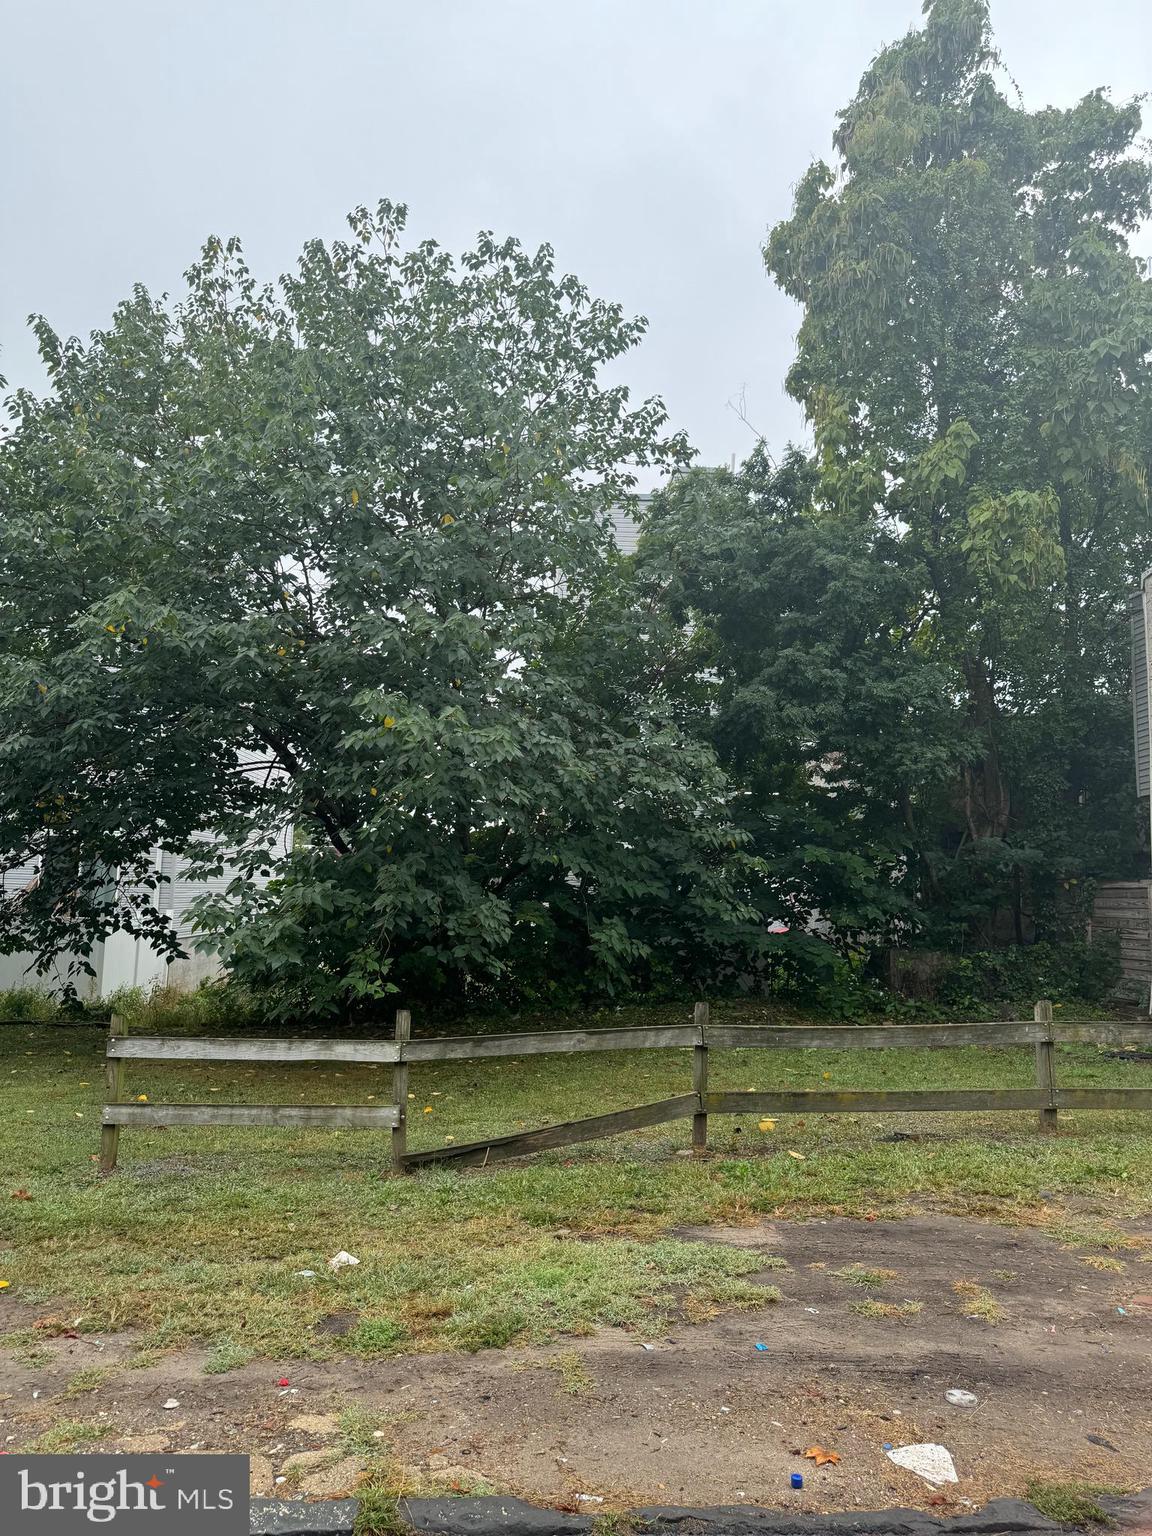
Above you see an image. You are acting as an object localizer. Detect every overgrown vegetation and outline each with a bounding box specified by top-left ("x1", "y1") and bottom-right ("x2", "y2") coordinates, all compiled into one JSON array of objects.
[{"x1": 2, "y1": 3, "x2": 1148, "y2": 1019}]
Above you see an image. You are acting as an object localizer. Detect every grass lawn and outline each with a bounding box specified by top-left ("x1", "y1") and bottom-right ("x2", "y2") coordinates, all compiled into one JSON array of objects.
[{"x1": 3, "y1": 1002, "x2": 1151, "y2": 1367}]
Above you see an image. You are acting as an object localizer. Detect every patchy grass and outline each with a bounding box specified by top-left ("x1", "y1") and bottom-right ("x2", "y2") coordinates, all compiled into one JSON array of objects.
[
  {"x1": 848, "y1": 1299, "x2": 923, "y2": 1320},
  {"x1": 24, "y1": 1419, "x2": 107, "y2": 1453},
  {"x1": 4, "y1": 1011, "x2": 1152, "y2": 1360},
  {"x1": 832, "y1": 1265, "x2": 900, "y2": 1287},
  {"x1": 1025, "y1": 1479, "x2": 1126, "y2": 1527},
  {"x1": 1080, "y1": 1254, "x2": 1127, "y2": 1273},
  {"x1": 953, "y1": 1280, "x2": 1006, "y2": 1323},
  {"x1": 549, "y1": 1350, "x2": 596, "y2": 1396},
  {"x1": 57, "y1": 1366, "x2": 111, "y2": 1399},
  {"x1": 203, "y1": 1337, "x2": 253, "y2": 1375}
]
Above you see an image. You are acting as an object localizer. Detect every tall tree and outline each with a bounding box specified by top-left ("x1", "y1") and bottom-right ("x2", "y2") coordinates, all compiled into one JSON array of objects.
[
  {"x1": 760, "y1": 0, "x2": 1152, "y2": 942},
  {"x1": 0, "y1": 204, "x2": 758, "y2": 1014}
]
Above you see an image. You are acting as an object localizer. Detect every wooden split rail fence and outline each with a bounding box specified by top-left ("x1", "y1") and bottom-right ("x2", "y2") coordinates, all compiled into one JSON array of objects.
[{"x1": 99, "y1": 1000, "x2": 1152, "y2": 1174}]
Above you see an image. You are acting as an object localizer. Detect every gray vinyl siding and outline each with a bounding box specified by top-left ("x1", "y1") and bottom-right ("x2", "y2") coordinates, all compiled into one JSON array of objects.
[{"x1": 1131, "y1": 590, "x2": 1150, "y2": 798}]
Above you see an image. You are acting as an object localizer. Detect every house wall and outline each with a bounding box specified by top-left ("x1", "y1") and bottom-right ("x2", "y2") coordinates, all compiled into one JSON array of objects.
[{"x1": 1091, "y1": 880, "x2": 1152, "y2": 997}]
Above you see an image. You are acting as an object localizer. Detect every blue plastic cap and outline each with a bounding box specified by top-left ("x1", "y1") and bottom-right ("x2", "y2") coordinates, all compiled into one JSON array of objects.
[{"x1": 791, "y1": 1473, "x2": 804, "y2": 1489}]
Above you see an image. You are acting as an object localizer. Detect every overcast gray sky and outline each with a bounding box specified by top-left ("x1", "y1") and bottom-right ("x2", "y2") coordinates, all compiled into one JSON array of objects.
[{"x1": 2, "y1": 1, "x2": 1149, "y2": 482}]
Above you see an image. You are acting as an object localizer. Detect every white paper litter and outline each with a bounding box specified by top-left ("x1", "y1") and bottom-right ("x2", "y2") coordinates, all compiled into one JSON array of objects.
[
  {"x1": 945, "y1": 1389, "x2": 978, "y2": 1407},
  {"x1": 294, "y1": 1269, "x2": 318, "y2": 1278},
  {"x1": 162, "y1": 1398, "x2": 180, "y2": 1410},
  {"x1": 327, "y1": 1251, "x2": 359, "y2": 1271},
  {"x1": 886, "y1": 1443, "x2": 958, "y2": 1486}
]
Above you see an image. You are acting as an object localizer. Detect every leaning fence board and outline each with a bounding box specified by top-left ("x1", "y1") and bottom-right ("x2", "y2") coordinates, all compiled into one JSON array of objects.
[
  {"x1": 102, "y1": 1103, "x2": 400, "y2": 1129},
  {"x1": 403, "y1": 1093, "x2": 700, "y2": 1167},
  {"x1": 403, "y1": 1025, "x2": 699, "y2": 1062},
  {"x1": 108, "y1": 1036, "x2": 401, "y2": 1064},
  {"x1": 707, "y1": 1022, "x2": 1045, "y2": 1051},
  {"x1": 704, "y1": 1089, "x2": 1050, "y2": 1114}
]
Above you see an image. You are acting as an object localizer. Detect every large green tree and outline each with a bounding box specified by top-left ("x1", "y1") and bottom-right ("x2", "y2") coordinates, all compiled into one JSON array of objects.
[
  {"x1": 750, "y1": 0, "x2": 1152, "y2": 944},
  {"x1": 0, "y1": 203, "x2": 759, "y2": 1014}
]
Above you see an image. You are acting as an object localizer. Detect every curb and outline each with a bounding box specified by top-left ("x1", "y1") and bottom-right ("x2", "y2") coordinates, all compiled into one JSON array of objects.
[{"x1": 249, "y1": 1490, "x2": 1152, "y2": 1535}]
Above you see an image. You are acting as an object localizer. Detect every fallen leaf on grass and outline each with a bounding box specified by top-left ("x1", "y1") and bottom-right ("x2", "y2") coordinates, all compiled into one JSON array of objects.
[
  {"x1": 787, "y1": 1150, "x2": 806, "y2": 1161},
  {"x1": 758, "y1": 1119, "x2": 776, "y2": 1132},
  {"x1": 10, "y1": 1189, "x2": 32, "y2": 1200},
  {"x1": 803, "y1": 1446, "x2": 840, "y2": 1466}
]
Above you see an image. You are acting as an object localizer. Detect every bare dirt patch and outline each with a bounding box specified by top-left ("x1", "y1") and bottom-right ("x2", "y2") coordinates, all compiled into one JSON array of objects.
[{"x1": 1, "y1": 1215, "x2": 1149, "y2": 1514}]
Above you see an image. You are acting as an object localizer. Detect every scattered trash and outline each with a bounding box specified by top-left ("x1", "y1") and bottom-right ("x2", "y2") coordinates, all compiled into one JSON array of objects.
[
  {"x1": 1116, "y1": 1306, "x2": 1128, "y2": 1316},
  {"x1": 803, "y1": 1446, "x2": 840, "y2": 1467},
  {"x1": 754, "y1": 1342, "x2": 769, "y2": 1352},
  {"x1": 640, "y1": 1343, "x2": 656, "y2": 1351},
  {"x1": 791, "y1": 1473, "x2": 804, "y2": 1490},
  {"x1": 327, "y1": 1251, "x2": 359, "y2": 1271},
  {"x1": 278, "y1": 1388, "x2": 299, "y2": 1398},
  {"x1": 274, "y1": 1477, "x2": 287, "y2": 1486},
  {"x1": 885, "y1": 1443, "x2": 958, "y2": 1486},
  {"x1": 162, "y1": 1399, "x2": 180, "y2": 1410},
  {"x1": 277, "y1": 1377, "x2": 291, "y2": 1387},
  {"x1": 787, "y1": 1150, "x2": 806, "y2": 1161},
  {"x1": 32, "y1": 1391, "x2": 40, "y2": 1400},
  {"x1": 575, "y1": 1495, "x2": 603, "y2": 1504},
  {"x1": 719, "y1": 1407, "x2": 731, "y2": 1414},
  {"x1": 294, "y1": 1270, "x2": 318, "y2": 1278},
  {"x1": 945, "y1": 1389, "x2": 978, "y2": 1407},
  {"x1": 883, "y1": 1442, "x2": 893, "y2": 1452},
  {"x1": 0, "y1": 1281, "x2": 9, "y2": 1291},
  {"x1": 1087, "y1": 1434, "x2": 1119, "y2": 1452},
  {"x1": 804, "y1": 1307, "x2": 820, "y2": 1315}
]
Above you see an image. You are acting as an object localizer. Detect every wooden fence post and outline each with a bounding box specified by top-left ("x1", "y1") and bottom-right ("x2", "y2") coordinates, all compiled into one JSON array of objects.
[
  {"x1": 692, "y1": 1001, "x2": 709, "y2": 1152},
  {"x1": 391, "y1": 1008, "x2": 411, "y2": 1173},
  {"x1": 99, "y1": 1013, "x2": 126, "y2": 1175},
  {"x1": 1034, "y1": 999, "x2": 1058, "y2": 1135}
]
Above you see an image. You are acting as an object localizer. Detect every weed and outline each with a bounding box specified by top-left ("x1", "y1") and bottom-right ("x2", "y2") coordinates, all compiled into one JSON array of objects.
[
  {"x1": 59, "y1": 1367, "x2": 110, "y2": 1400},
  {"x1": 339, "y1": 1407, "x2": 392, "y2": 1456},
  {"x1": 550, "y1": 1350, "x2": 595, "y2": 1396},
  {"x1": 1025, "y1": 1479, "x2": 1125, "y2": 1527},
  {"x1": 26, "y1": 1420, "x2": 107, "y2": 1453},
  {"x1": 344, "y1": 1318, "x2": 409, "y2": 1356},
  {"x1": 1080, "y1": 1254, "x2": 1126, "y2": 1273},
  {"x1": 953, "y1": 1280, "x2": 1005, "y2": 1323},
  {"x1": 848, "y1": 1299, "x2": 922, "y2": 1320},
  {"x1": 833, "y1": 1265, "x2": 899, "y2": 1287},
  {"x1": 203, "y1": 1337, "x2": 251, "y2": 1375}
]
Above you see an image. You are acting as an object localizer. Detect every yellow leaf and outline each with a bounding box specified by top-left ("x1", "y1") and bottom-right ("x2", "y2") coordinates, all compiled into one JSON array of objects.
[
  {"x1": 441, "y1": 513, "x2": 455, "y2": 525},
  {"x1": 822, "y1": 1072, "x2": 831, "y2": 1081},
  {"x1": 787, "y1": 1150, "x2": 805, "y2": 1160},
  {"x1": 369, "y1": 787, "x2": 378, "y2": 797},
  {"x1": 349, "y1": 488, "x2": 359, "y2": 505},
  {"x1": 758, "y1": 1118, "x2": 776, "y2": 1132},
  {"x1": 423, "y1": 1106, "x2": 433, "y2": 1114},
  {"x1": 803, "y1": 1445, "x2": 840, "y2": 1467}
]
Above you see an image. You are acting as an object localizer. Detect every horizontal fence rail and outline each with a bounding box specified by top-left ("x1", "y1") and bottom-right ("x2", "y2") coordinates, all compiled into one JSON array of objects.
[
  {"x1": 108, "y1": 1035, "x2": 402, "y2": 1064},
  {"x1": 97, "y1": 1002, "x2": 1152, "y2": 1174}
]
